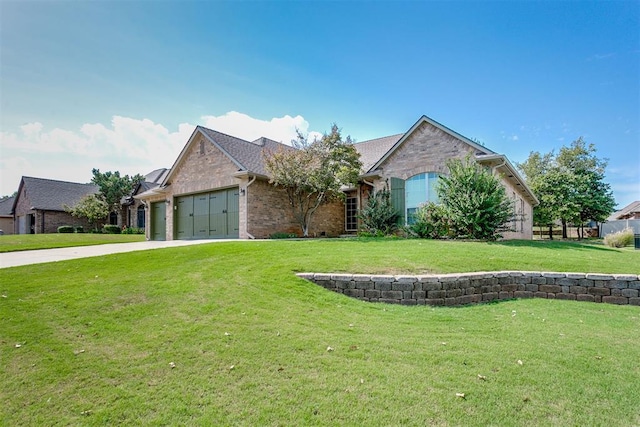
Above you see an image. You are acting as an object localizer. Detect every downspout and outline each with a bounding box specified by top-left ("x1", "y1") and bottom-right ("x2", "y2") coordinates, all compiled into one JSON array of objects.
[{"x1": 244, "y1": 175, "x2": 257, "y2": 239}]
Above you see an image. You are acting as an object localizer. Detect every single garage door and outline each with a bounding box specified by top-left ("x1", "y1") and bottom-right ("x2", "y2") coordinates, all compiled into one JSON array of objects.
[
  {"x1": 175, "y1": 188, "x2": 239, "y2": 239},
  {"x1": 151, "y1": 202, "x2": 167, "y2": 241}
]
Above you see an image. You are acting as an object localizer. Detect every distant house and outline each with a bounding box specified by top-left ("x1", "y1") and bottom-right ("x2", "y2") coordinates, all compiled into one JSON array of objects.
[
  {"x1": 0, "y1": 196, "x2": 15, "y2": 235},
  {"x1": 607, "y1": 201, "x2": 640, "y2": 221},
  {"x1": 136, "y1": 115, "x2": 538, "y2": 241},
  {"x1": 121, "y1": 168, "x2": 169, "y2": 229},
  {"x1": 12, "y1": 177, "x2": 99, "y2": 234}
]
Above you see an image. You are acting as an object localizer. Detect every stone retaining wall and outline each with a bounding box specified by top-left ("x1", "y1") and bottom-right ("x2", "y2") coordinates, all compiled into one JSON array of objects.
[{"x1": 297, "y1": 272, "x2": 640, "y2": 306}]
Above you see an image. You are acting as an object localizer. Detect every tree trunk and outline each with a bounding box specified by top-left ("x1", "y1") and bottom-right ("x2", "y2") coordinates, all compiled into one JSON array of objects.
[
  {"x1": 562, "y1": 219, "x2": 568, "y2": 239},
  {"x1": 548, "y1": 224, "x2": 553, "y2": 240}
]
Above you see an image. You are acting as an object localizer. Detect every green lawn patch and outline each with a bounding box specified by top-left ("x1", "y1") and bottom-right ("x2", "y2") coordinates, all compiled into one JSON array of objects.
[
  {"x1": 0, "y1": 233, "x2": 145, "y2": 253},
  {"x1": 1, "y1": 239, "x2": 639, "y2": 425}
]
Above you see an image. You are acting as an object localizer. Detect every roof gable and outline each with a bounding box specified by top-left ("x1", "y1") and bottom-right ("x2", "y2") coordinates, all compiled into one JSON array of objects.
[
  {"x1": 353, "y1": 134, "x2": 403, "y2": 172},
  {"x1": 0, "y1": 196, "x2": 15, "y2": 216},
  {"x1": 365, "y1": 115, "x2": 494, "y2": 173},
  {"x1": 162, "y1": 126, "x2": 293, "y2": 185},
  {"x1": 16, "y1": 177, "x2": 98, "y2": 211}
]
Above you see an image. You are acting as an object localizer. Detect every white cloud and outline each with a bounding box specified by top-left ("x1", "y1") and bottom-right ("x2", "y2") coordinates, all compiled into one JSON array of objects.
[
  {"x1": 0, "y1": 112, "x2": 321, "y2": 196},
  {"x1": 511, "y1": 135, "x2": 519, "y2": 141}
]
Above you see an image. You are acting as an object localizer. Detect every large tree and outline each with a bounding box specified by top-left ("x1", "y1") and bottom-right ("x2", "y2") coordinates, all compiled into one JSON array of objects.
[
  {"x1": 517, "y1": 138, "x2": 615, "y2": 239},
  {"x1": 263, "y1": 124, "x2": 362, "y2": 237},
  {"x1": 91, "y1": 169, "x2": 144, "y2": 214}
]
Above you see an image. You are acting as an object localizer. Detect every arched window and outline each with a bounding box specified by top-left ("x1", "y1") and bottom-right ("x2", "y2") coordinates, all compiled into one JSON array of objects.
[
  {"x1": 405, "y1": 172, "x2": 440, "y2": 224},
  {"x1": 137, "y1": 205, "x2": 145, "y2": 228},
  {"x1": 109, "y1": 212, "x2": 118, "y2": 226}
]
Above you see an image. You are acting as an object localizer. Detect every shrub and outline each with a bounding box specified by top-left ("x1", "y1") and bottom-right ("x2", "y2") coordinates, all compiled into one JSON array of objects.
[
  {"x1": 358, "y1": 189, "x2": 399, "y2": 236},
  {"x1": 122, "y1": 227, "x2": 145, "y2": 235},
  {"x1": 75, "y1": 226, "x2": 84, "y2": 233},
  {"x1": 102, "y1": 224, "x2": 121, "y2": 234},
  {"x1": 603, "y1": 228, "x2": 634, "y2": 248},
  {"x1": 269, "y1": 232, "x2": 298, "y2": 239},
  {"x1": 57, "y1": 225, "x2": 75, "y2": 233},
  {"x1": 408, "y1": 202, "x2": 451, "y2": 239}
]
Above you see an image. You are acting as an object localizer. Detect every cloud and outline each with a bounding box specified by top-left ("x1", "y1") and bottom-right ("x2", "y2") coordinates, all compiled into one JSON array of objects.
[
  {"x1": 0, "y1": 112, "x2": 321, "y2": 195},
  {"x1": 511, "y1": 135, "x2": 519, "y2": 141}
]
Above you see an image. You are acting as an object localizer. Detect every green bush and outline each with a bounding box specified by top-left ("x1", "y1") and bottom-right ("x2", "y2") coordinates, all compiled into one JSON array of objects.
[
  {"x1": 408, "y1": 202, "x2": 451, "y2": 239},
  {"x1": 75, "y1": 226, "x2": 84, "y2": 233},
  {"x1": 604, "y1": 228, "x2": 634, "y2": 248},
  {"x1": 269, "y1": 232, "x2": 298, "y2": 239},
  {"x1": 358, "y1": 189, "x2": 399, "y2": 236},
  {"x1": 122, "y1": 227, "x2": 145, "y2": 235},
  {"x1": 57, "y1": 225, "x2": 75, "y2": 233},
  {"x1": 102, "y1": 225, "x2": 121, "y2": 234}
]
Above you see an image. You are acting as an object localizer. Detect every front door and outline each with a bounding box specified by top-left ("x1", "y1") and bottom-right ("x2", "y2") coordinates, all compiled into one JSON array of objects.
[{"x1": 151, "y1": 202, "x2": 166, "y2": 241}]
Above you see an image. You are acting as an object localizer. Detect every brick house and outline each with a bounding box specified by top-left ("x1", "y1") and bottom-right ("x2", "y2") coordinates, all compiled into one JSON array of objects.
[
  {"x1": 136, "y1": 115, "x2": 538, "y2": 241},
  {"x1": 121, "y1": 168, "x2": 169, "y2": 230},
  {"x1": 0, "y1": 196, "x2": 15, "y2": 235},
  {"x1": 12, "y1": 177, "x2": 99, "y2": 234}
]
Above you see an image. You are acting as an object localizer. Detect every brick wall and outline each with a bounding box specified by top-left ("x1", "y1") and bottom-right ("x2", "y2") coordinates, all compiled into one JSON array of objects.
[
  {"x1": 298, "y1": 271, "x2": 640, "y2": 306},
  {"x1": 247, "y1": 179, "x2": 345, "y2": 238}
]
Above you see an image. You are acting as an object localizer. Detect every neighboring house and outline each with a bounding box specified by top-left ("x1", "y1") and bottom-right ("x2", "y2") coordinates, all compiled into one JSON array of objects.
[
  {"x1": 12, "y1": 177, "x2": 99, "y2": 234},
  {"x1": 607, "y1": 201, "x2": 640, "y2": 221},
  {"x1": 0, "y1": 196, "x2": 15, "y2": 235},
  {"x1": 121, "y1": 168, "x2": 169, "y2": 229},
  {"x1": 137, "y1": 115, "x2": 538, "y2": 241}
]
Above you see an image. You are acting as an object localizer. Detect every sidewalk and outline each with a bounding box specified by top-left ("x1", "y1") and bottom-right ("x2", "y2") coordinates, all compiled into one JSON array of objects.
[{"x1": 0, "y1": 239, "x2": 236, "y2": 269}]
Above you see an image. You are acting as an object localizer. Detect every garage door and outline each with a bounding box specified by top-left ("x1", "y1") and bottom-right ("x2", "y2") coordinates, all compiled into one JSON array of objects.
[
  {"x1": 151, "y1": 202, "x2": 166, "y2": 241},
  {"x1": 175, "y1": 188, "x2": 239, "y2": 239}
]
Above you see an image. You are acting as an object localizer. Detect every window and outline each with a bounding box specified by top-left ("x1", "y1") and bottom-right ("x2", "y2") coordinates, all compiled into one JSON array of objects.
[
  {"x1": 137, "y1": 205, "x2": 145, "y2": 228},
  {"x1": 404, "y1": 173, "x2": 440, "y2": 224},
  {"x1": 345, "y1": 196, "x2": 358, "y2": 232},
  {"x1": 109, "y1": 212, "x2": 118, "y2": 225}
]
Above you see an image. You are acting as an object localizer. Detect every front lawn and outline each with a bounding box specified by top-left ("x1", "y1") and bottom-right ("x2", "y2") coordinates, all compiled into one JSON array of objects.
[
  {"x1": 0, "y1": 233, "x2": 146, "y2": 253},
  {"x1": 1, "y1": 239, "x2": 638, "y2": 425}
]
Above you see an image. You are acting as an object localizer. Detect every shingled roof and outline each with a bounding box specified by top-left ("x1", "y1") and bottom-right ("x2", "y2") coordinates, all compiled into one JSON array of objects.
[
  {"x1": 353, "y1": 134, "x2": 403, "y2": 172},
  {"x1": 15, "y1": 177, "x2": 98, "y2": 212},
  {"x1": 0, "y1": 196, "x2": 15, "y2": 216}
]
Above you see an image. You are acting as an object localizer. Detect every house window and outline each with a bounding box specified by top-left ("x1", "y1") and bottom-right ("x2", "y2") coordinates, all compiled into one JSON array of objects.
[
  {"x1": 137, "y1": 205, "x2": 145, "y2": 228},
  {"x1": 109, "y1": 212, "x2": 118, "y2": 225},
  {"x1": 345, "y1": 196, "x2": 358, "y2": 232},
  {"x1": 405, "y1": 172, "x2": 441, "y2": 225}
]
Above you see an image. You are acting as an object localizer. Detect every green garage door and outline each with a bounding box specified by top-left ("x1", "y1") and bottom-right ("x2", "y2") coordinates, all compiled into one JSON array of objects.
[
  {"x1": 175, "y1": 188, "x2": 239, "y2": 239},
  {"x1": 151, "y1": 202, "x2": 166, "y2": 241}
]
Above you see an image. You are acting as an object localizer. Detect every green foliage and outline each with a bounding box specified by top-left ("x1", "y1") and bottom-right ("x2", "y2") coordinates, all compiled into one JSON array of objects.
[
  {"x1": 91, "y1": 169, "x2": 144, "y2": 214},
  {"x1": 408, "y1": 202, "x2": 451, "y2": 239},
  {"x1": 66, "y1": 194, "x2": 109, "y2": 229},
  {"x1": 122, "y1": 227, "x2": 145, "y2": 235},
  {"x1": 74, "y1": 226, "x2": 84, "y2": 233},
  {"x1": 604, "y1": 228, "x2": 634, "y2": 248},
  {"x1": 102, "y1": 224, "x2": 121, "y2": 234},
  {"x1": 269, "y1": 232, "x2": 298, "y2": 239},
  {"x1": 358, "y1": 189, "x2": 399, "y2": 236},
  {"x1": 57, "y1": 225, "x2": 74, "y2": 233},
  {"x1": 517, "y1": 138, "x2": 615, "y2": 239},
  {"x1": 436, "y1": 157, "x2": 514, "y2": 240},
  {"x1": 264, "y1": 124, "x2": 362, "y2": 237}
]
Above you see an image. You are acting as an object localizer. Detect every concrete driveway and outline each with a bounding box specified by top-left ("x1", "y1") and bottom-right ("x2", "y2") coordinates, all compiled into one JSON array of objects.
[{"x1": 0, "y1": 239, "x2": 240, "y2": 269}]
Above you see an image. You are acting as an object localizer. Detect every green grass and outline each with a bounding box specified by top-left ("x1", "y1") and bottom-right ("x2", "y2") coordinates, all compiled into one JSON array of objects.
[
  {"x1": 0, "y1": 233, "x2": 145, "y2": 253},
  {"x1": 2, "y1": 239, "x2": 639, "y2": 426}
]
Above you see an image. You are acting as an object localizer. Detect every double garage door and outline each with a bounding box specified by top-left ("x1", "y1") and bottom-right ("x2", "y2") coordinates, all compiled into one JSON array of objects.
[{"x1": 175, "y1": 188, "x2": 239, "y2": 239}]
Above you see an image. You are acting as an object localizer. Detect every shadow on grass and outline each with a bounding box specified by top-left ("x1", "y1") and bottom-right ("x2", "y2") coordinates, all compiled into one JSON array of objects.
[{"x1": 489, "y1": 239, "x2": 616, "y2": 252}]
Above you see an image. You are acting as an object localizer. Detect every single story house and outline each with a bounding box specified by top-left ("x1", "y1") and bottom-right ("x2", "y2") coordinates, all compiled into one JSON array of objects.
[
  {"x1": 136, "y1": 115, "x2": 538, "y2": 241},
  {"x1": 121, "y1": 168, "x2": 169, "y2": 230},
  {"x1": 0, "y1": 196, "x2": 15, "y2": 235},
  {"x1": 12, "y1": 176, "x2": 99, "y2": 234},
  {"x1": 607, "y1": 201, "x2": 640, "y2": 221}
]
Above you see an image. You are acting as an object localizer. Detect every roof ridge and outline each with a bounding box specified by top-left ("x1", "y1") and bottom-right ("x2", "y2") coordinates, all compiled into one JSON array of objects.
[
  {"x1": 197, "y1": 126, "x2": 252, "y2": 144},
  {"x1": 355, "y1": 133, "x2": 404, "y2": 145},
  {"x1": 22, "y1": 176, "x2": 94, "y2": 186}
]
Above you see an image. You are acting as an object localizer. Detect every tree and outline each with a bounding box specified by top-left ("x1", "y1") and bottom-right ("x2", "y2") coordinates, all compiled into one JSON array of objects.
[
  {"x1": 66, "y1": 194, "x2": 109, "y2": 230},
  {"x1": 264, "y1": 124, "x2": 362, "y2": 237},
  {"x1": 517, "y1": 138, "x2": 615, "y2": 239},
  {"x1": 91, "y1": 169, "x2": 144, "y2": 214},
  {"x1": 436, "y1": 156, "x2": 514, "y2": 240}
]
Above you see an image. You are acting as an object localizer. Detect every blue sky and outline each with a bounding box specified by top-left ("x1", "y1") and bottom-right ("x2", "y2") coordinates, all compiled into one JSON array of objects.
[{"x1": 1, "y1": 0, "x2": 638, "y2": 208}]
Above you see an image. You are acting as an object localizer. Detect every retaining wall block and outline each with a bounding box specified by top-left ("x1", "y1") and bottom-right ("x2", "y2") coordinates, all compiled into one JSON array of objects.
[
  {"x1": 297, "y1": 273, "x2": 315, "y2": 280},
  {"x1": 426, "y1": 298, "x2": 444, "y2": 306},
  {"x1": 555, "y1": 293, "x2": 576, "y2": 300},
  {"x1": 514, "y1": 291, "x2": 533, "y2": 299},
  {"x1": 523, "y1": 271, "x2": 543, "y2": 277},
  {"x1": 352, "y1": 274, "x2": 372, "y2": 282},
  {"x1": 534, "y1": 292, "x2": 548, "y2": 299},
  {"x1": 611, "y1": 289, "x2": 622, "y2": 296},
  {"x1": 379, "y1": 298, "x2": 399, "y2": 304},
  {"x1": 532, "y1": 277, "x2": 547, "y2": 285},
  {"x1": 395, "y1": 275, "x2": 418, "y2": 284},
  {"x1": 457, "y1": 295, "x2": 475, "y2": 305},
  {"x1": 401, "y1": 299, "x2": 417, "y2": 306},
  {"x1": 381, "y1": 290, "x2": 403, "y2": 300},
  {"x1": 516, "y1": 276, "x2": 532, "y2": 285},
  {"x1": 629, "y1": 297, "x2": 640, "y2": 306},
  {"x1": 586, "y1": 274, "x2": 614, "y2": 281},
  {"x1": 543, "y1": 272, "x2": 567, "y2": 279},
  {"x1": 525, "y1": 284, "x2": 539, "y2": 292},
  {"x1": 421, "y1": 282, "x2": 443, "y2": 291},
  {"x1": 365, "y1": 289, "x2": 380, "y2": 299},
  {"x1": 502, "y1": 284, "x2": 518, "y2": 292},
  {"x1": 499, "y1": 291, "x2": 513, "y2": 299},
  {"x1": 588, "y1": 287, "x2": 610, "y2": 296},
  {"x1": 331, "y1": 274, "x2": 354, "y2": 281},
  {"x1": 343, "y1": 289, "x2": 364, "y2": 298},
  {"x1": 483, "y1": 292, "x2": 498, "y2": 301},
  {"x1": 566, "y1": 273, "x2": 587, "y2": 279},
  {"x1": 558, "y1": 278, "x2": 578, "y2": 286},
  {"x1": 314, "y1": 273, "x2": 332, "y2": 281},
  {"x1": 412, "y1": 291, "x2": 426, "y2": 299},
  {"x1": 375, "y1": 282, "x2": 392, "y2": 291},
  {"x1": 371, "y1": 275, "x2": 395, "y2": 282},
  {"x1": 576, "y1": 294, "x2": 595, "y2": 302},
  {"x1": 428, "y1": 290, "x2": 446, "y2": 299},
  {"x1": 602, "y1": 296, "x2": 628, "y2": 305},
  {"x1": 630, "y1": 281, "x2": 640, "y2": 290},
  {"x1": 540, "y1": 285, "x2": 562, "y2": 293},
  {"x1": 613, "y1": 274, "x2": 639, "y2": 281},
  {"x1": 579, "y1": 279, "x2": 595, "y2": 287},
  {"x1": 621, "y1": 289, "x2": 639, "y2": 298},
  {"x1": 392, "y1": 282, "x2": 414, "y2": 292},
  {"x1": 570, "y1": 286, "x2": 587, "y2": 294},
  {"x1": 606, "y1": 281, "x2": 629, "y2": 289}
]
